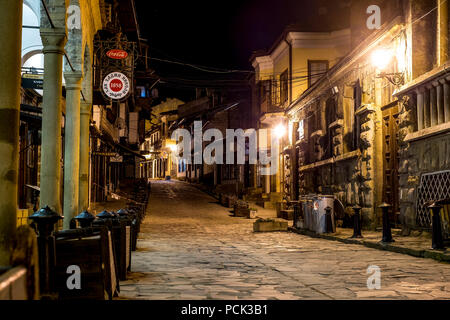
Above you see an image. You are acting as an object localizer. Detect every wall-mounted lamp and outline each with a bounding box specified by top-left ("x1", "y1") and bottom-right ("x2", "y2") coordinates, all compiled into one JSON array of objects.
[
  {"x1": 371, "y1": 48, "x2": 405, "y2": 86},
  {"x1": 273, "y1": 123, "x2": 287, "y2": 140},
  {"x1": 169, "y1": 144, "x2": 177, "y2": 152}
]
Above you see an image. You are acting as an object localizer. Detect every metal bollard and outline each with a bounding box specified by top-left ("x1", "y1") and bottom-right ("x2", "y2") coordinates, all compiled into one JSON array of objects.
[
  {"x1": 29, "y1": 206, "x2": 62, "y2": 298},
  {"x1": 75, "y1": 210, "x2": 96, "y2": 228},
  {"x1": 429, "y1": 202, "x2": 445, "y2": 250},
  {"x1": 325, "y1": 206, "x2": 333, "y2": 233},
  {"x1": 69, "y1": 218, "x2": 77, "y2": 230},
  {"x1": 351, "y1": 205, "x2": 363, "y2": 238},
  {"x1": 292, "y1": 202, "x2": 299, "y2": 228},
  {"x1": 379, "y1": 203, "x2": 394, "y2": 243}
]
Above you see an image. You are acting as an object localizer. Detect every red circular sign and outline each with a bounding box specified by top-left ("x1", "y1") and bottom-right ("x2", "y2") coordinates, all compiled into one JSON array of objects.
[
  {"x1": 109, "y1": 79, "x2": 123, "y2": 92},
  {"x1": 102, "y1": 72, "x2": 130, "y2": 100}
]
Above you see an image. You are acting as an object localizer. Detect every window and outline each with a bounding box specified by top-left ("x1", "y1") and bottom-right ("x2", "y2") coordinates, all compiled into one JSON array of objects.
[
  {"x1": 136, "y1": 86, "x2": 147, "y2": 98},
  {"x1": 280, "y1": 70, "x2": 289, "y2": 104},
  {"x1": 308, "y1": 60, "x2": 328, "y2": 87},
  {"x1": 353, "y1": 80, "x2": 362, "y2": 111},
  {"x1": 259, "y1": 80, "x2": 271, "y2": 102},
  {"x1": 352, "y1": 80, "x2": 362, "y2": 151},
  {"x1": 297, "y1": 120, "x2": 304, "y2": 141},
  {"x1": 307, "y1": 110, "x2": 317, "y2": 136},
  {"x1": 325, "y1": 97, "x2": 337, "y2": 159}
]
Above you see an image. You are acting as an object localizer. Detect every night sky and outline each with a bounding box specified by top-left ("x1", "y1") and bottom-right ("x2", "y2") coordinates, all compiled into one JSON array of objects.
[{"x1": 135, "y1": 0, "x2": 349, "y2": 100}]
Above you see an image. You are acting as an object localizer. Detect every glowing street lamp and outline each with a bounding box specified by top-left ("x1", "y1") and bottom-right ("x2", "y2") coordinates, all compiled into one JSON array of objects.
[
  {"x1": 169, "y1": 144, "x2": 177, "y2": 152},
  {"x1": 273, "y1": 123, "x2": 287, "y2": 139},
  {"x1": 370, "y1": 48, "x2": 404, "y2": 86},
  {"x1": 371, "y1": 48, "x2": 393, "y2": 70}
]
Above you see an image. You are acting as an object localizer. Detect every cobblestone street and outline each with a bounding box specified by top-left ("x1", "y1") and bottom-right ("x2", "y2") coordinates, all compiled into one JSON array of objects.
[{"x1": 119, "y1": 180, "x2": 450, "y2": 300}]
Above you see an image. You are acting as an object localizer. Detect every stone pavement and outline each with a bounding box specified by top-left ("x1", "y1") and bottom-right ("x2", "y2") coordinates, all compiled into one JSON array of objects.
[
  {"x1": 118, "y1": 180, "x2": 450, "y2": 300},
  {"x1": 290, "y1": 226, "x2": 450, "y2": 263}
]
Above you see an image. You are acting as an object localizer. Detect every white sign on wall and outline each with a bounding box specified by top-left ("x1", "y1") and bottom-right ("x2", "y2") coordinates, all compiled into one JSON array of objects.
[{"x1": 102, "y1": 72, "x2": 130, "y2": 100}]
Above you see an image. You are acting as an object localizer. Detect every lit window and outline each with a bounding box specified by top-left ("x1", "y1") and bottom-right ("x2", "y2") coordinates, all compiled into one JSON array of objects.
[{"x1": 298, "y1": 120, "x2": 304, "y2": 140}]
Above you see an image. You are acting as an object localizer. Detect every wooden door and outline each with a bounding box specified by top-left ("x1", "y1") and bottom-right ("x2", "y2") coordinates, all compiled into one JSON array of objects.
[{"x1": 382, "y1": 103, "x2": 400, "y2": 225}]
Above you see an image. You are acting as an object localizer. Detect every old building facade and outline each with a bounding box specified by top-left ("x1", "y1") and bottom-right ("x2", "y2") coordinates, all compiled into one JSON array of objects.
[
  {"x1": 250, "y1": 3, "x2": 351, "y2": 209},
  {"x1": 249, "y1": 0, "x2": 450, "y2": 234},
  {"x1": 284, "y1": 0, "x2": 412, "y2": 229},
  {"x1": 394, "y1": 0, "x2": 450, "y2": 236}
]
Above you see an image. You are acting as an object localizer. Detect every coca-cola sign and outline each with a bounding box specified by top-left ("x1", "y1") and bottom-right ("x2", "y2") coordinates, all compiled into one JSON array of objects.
[{"x1": 106, "y1": 49, "x2": 128, "y2": 60}]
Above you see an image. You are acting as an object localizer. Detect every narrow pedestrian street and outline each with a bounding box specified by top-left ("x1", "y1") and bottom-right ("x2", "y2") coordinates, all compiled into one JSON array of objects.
[{"x1": 119, "y1": 181, "x2": 450, "y2": 300}]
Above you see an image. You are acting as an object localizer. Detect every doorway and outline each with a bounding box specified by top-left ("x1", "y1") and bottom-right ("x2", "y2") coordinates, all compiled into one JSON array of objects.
[{"x1": 381, "y1": 102, "x2": 400, "y2": 225}]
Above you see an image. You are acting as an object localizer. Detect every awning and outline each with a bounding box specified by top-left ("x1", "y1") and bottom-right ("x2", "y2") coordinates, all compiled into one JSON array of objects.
[
  {"x1": 114, "y1": 142, "x2": 146, "y2": 159},
  {"x1": 92, "y1": 128, "x2": 146, "y2": 159}
]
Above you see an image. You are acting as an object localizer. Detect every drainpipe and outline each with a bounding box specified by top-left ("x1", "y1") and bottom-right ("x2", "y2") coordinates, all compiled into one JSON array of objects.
[{"x1": 285, "y1": 39, "x2": 293, "y2": 104}]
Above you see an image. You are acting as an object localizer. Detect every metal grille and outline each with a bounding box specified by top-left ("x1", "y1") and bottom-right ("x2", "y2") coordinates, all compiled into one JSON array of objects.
[{"x1": 416, "y1": 170, "x2": 450, "y2": 237}]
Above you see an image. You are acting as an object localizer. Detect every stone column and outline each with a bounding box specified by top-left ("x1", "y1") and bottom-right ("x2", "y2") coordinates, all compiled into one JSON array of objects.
[
  {"x1": 436, "y1": 82, "x2": 445, "y2": 124},
  {"x1": 430, "y1": 84, "x2": 438, "y2": 127},
  {"x1": 40, "y1": 29, "x2": 67, "y2": 214},
  {"x1": 444, "y1": 79, "x2": 450, "y2": 123},
  {"x1": 416, "y1": 88, "x2": 424, "y2": 131},
  {"x1": 63, "y1": 72, "x2": 83, "y2": 229},
  {"x1": 423, "y1": 87, "x2": 431, "y2": 128},
  {"x1": 0, "y1": 0, "x2": 22, "y2": 264},
  {"x1": 79, "y1": 102, "x2": 91, "y2": 212}
]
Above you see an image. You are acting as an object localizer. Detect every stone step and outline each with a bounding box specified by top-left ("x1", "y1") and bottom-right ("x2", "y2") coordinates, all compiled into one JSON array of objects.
[
  {"x1": 253, "y1": 218, "x2": 289, "y2": 232},
  {"x1": 255, "y1": 201, "x2": 275, "y2": 209},
  {"x1": 280, "y1": 209, "x2": 294, "y2": 220}
]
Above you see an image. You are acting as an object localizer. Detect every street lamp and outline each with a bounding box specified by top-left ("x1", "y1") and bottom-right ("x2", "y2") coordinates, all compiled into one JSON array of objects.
[
  {"x1": 371, "y1": 48, "x2": 405, "y2": 86},
  {"x1": 371, "y1": 48, "x2": 392, "y2": 70},
  {"x1": 273, "y1": 123, "x2": 287, "y2": 139},
  {"x1": 169, "y1": 144, "x2": 177, "y2": 152}
]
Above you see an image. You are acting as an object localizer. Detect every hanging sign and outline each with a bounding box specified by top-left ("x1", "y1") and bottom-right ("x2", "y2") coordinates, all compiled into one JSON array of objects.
[
  {"x1": 21, "y1": 73, "x2": 44, "y2": 90},
  {"x1": 93, "y1": 152, "x2": 118, "y2": 157},
  {"x1": 102, "y1": 72, "x2": 130, "y2": 100},
  {"x1": 106, "y1": 49, "x2": 128, "y2": 60}
]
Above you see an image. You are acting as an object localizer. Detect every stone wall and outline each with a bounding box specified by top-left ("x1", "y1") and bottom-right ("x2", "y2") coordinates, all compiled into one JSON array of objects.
[
  {"x1": 398, "y1": 94, "x2": 450, "y2": 232},
  {"x1": 293, "y1": 61, "x2": 381, "y2": 229}
]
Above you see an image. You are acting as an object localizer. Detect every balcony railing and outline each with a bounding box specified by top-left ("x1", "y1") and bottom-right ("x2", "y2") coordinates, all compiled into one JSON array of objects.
[{"x1": 416, "y1": 79, "x2": 450, "y2": 131}]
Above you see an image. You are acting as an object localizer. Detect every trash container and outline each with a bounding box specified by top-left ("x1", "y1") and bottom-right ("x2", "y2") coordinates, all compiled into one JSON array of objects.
[
  {"x1": 312, "y1": 195, "x2": 335, "y2": 234},
  {"x1": 292, "y1": 201, "x2": 302, "y2": 228},
  {"x1": 301, "y1": 195, "x2": 314, "y2": 231}
]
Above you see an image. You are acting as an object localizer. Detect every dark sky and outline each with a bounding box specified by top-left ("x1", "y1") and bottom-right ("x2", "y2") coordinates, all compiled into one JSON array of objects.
[{"x1": 135, "y1": 0, "x2": 349, "y2": 101}]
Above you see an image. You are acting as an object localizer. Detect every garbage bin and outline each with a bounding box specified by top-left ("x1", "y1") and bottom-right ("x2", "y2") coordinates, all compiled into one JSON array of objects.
[
  {"x1": 312, "y1": 195, "x2": 335, "y2": 234},
  {"x1": 292, "y1": 201, "x2": 302, "y2": 228},
  {"x1": 301, "y1": 196, "x2": 314, "y2": 231}
]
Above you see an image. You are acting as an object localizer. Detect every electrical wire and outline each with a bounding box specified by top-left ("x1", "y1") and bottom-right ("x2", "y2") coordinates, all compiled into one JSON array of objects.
[
  {"x1": 410, "y1": 0, "x2": 447, "y2": 26},
  {"x1": 148, "y1": 56, "x2": 253, "y2": 74}
]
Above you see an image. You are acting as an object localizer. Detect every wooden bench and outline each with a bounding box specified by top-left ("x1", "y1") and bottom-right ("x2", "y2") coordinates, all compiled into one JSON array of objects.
[
  {"x1": 0, "y1": 266, "x2": 28, "y2": 300},
  {"x1": 0, "y1": 225, "x2": 39, "y2": 300},
  {"x1": 111, "y1": 219, "x2": 132, "y2": 280},
  {"x1": 54, "y1": 227, "x2": 118, "y2": 300}
]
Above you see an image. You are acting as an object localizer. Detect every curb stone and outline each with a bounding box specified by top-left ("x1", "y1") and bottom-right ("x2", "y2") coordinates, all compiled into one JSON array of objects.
[{"x1": 288, "y1": 227, "x2": 450, "y2": 264}]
